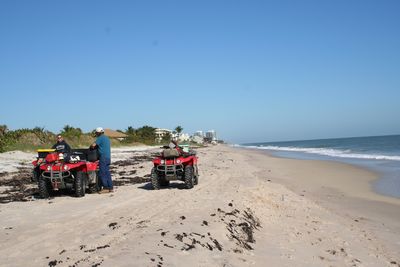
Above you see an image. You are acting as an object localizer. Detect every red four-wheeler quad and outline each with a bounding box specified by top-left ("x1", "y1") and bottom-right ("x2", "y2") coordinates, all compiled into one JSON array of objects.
[
  {"x1": 151, "y1": 142, "x2": 199, "y2": 189},
  {"x1": 32, "y1": 148, "x2": 100, "y2": 198}
]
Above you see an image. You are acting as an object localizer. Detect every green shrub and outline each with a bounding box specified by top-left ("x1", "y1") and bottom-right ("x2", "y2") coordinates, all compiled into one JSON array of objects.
[
  {"x1": 122, "y1": 125, "x2": 157, "y2": 145},
  {"x1": 0, "y1": 125, "x2": 55, "y2": 152}
]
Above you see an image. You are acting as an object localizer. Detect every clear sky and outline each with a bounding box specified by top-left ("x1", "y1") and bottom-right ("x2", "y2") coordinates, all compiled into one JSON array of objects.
[{"x1": 1, "y1": 0, "x2": 399, "y2": 143}]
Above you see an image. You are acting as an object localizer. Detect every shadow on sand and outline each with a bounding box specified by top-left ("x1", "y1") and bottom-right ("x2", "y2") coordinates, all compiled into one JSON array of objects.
[{"x1": 138, "y1": 182, "x2": 189, "y2": 191}]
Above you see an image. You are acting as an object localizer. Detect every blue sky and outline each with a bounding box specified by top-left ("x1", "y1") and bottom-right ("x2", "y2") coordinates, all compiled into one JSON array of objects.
[{"x1": 1, "y1": 0, "x2": 399, "y2": 143}]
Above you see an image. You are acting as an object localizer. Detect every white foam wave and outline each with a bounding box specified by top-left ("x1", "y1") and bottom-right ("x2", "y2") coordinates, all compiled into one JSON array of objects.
[{"x1": 238, "y1": 145, "x2": 400, "y2": 161}]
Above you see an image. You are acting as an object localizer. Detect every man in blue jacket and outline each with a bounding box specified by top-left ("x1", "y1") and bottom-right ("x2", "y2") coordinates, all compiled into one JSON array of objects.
[{"x1": 91, "y1": 127, "x2": 113, "y2": 193}]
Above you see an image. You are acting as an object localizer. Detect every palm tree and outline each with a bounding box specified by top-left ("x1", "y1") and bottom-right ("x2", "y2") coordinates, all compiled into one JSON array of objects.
[
  {"x1": 0, "y1": 125, "x2": 8, "y2": 136},
  {"x1": 175, "y1": 126, "x2": 183, "y2": 135},
  {"x1": 126, "y1": 126, "x2": 135, "y2": 135}
]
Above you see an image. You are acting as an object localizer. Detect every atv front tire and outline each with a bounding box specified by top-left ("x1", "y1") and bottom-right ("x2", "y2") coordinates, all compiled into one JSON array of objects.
[
  {"x1": 88, "y1": 171, "x2": 99, "y2": 193},
  {"x1": 184, "y1": 165, "x2": 194, "y2": 189},
  {"x1": 38, "y1": 176, "x2": 52, "y2": 198},
  {"x1": 75, "y1": 171, "x2": 86, "y2": 197},
  {"x1": 32, "y1": 167, "x2": 40, "y2": 182},
  {"x1": 194, "y1": 165, "x2": 199, "y2": 185},
  {"x1": 151, "y1": 167, "x2": 160, "y2": 190}
]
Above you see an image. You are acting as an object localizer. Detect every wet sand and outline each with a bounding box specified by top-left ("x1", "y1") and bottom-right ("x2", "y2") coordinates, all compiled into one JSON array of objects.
[{"x1": 242, "y1": 148, "x2": 400, "y2": 263}]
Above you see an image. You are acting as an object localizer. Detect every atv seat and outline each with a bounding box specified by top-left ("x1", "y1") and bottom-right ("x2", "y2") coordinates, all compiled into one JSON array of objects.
[
  {"x1": 71, "y1": 149, "x2": 99, "y2": 162},
  {"x1": 162, "y1": 148, "x2": 180, "y2": 158}
]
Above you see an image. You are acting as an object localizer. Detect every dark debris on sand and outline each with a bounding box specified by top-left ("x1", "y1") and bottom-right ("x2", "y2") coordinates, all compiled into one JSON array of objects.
[
  {"x1": 224, "y1": 207, "x2": 261, "y2": 250},
  {"x1": 111, "y1": 154, "x2": 158, "y2": 168},
  {"x1": 160, "y1": 206, "x2": 261, "y2": 254},
  {"x1": 173, "y1": 230, "x2": 224, "y2": 252},
  {"x1": 0, "y1": 152, "x2": 156, "y2": 204},
  {"x1": 0, "y1": 167, "x2": 37, "y2": 204},
  {"x1": 112, "y1": 176, "x2": 150, "y2": 186}
]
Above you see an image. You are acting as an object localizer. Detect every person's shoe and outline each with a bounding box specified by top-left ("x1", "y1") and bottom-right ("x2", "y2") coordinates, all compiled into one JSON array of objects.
[
  {"x1": 98, "y1": 189, "x2": 110, "y2": 194},
  {"x1": 109, "y1": 189, "x2": 114, "y2": 193}
]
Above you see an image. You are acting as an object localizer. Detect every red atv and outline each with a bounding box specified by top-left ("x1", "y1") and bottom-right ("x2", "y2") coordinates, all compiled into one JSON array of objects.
[
  {"x1": 151, "y1": 142, "x2": 199, "y2": 189},
  {"x1": 32, "y1": 148, "x2": 100, "y2": 198}
]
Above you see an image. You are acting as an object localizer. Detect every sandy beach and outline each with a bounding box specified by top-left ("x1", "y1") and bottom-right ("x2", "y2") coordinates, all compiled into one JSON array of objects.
[{"x1": 0, "y1": 145, "x2": 399, "y2": 267}]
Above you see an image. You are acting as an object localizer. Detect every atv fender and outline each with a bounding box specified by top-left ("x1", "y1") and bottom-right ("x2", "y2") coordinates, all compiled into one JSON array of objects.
[{"x1": 87, "y1": 171, "x2": 97, "y2": 184}]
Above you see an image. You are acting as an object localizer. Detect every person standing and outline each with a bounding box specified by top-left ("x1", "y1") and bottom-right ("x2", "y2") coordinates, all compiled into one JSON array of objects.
[{"x1": 91, "y1": 127, "x2": 113, "y2": 193}]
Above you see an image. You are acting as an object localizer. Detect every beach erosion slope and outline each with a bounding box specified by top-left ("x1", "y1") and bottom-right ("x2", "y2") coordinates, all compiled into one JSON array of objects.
[{"x1": 0, "y1": 145, "x2": 399, "y2": 266}]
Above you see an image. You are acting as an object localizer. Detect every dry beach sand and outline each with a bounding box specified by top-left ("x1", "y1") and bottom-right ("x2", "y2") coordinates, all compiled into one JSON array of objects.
[{"x1": 0, "y1": 145, "x2": 399, "y2": 266}]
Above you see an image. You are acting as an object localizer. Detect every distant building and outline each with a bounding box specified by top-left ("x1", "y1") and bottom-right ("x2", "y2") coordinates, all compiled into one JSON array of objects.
[
  {"x1": 178, "y1": 133, "x2": 190, "y2": 142},
  {"x1": 190, "y1": 135, "x2": 204, "y2": 144},
  {"x1": 194, "y1": 131, "x2": 204, "y2": 137},
  {"x1": 104, "y1": 129, "x2": 128, "y2": 141},
  {"x1": 155, "y1": 128, "x2": 172, "y2": 142},
  {"x1": 205, "y1": 130, "x2": 217, "y2": 142},
  {"x1": 153, "y1": 128, "x2": 219, "y2": 144},
  {"x1": 190, "y1": 130, "x2": 220, "y2": 144}
]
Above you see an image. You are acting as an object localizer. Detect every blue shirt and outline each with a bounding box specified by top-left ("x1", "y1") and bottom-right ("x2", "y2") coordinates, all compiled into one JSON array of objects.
[{"x1": 95, "y1": 134, "x2": 111, "y2": 159}]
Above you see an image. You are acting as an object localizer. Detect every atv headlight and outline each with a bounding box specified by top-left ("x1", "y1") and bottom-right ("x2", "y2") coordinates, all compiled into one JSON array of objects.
[
  {"x1": 47, "y1": 166, "x2": 51, "y2": 171},
  {"x1": 160, "y1": 160, "x2": 165, "y2": 164},
  {"x1": 63, "y1": 165, "x2": 69, "y2": 170},
  {"x1": 176, "y1": 159, "x2": 181, "y2": 164}
]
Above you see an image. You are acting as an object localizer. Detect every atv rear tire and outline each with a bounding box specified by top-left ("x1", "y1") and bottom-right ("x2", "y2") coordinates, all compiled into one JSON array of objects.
[
  {"x1": 184, "y1": 165, "x2": 194, "y2": 189},
  {"x1": 38, "y1": 176, "x2": 51, "y2": 198},
  {"x1": 88, "y1": 183, "x2": 99, "y2": 193},
  {"x1": 75, "y1": 171, "x2": 86, "y2": 197},
  {"x1": 151, "y1": 167, "x2": 160, "y2": 190},
  {"x1": 88, "y1": 172, "x2": 100, "y2": 193}
]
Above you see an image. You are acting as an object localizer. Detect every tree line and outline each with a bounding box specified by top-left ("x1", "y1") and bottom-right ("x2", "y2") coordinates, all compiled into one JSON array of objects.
[{"x1": 0, "y1": 124, "x2": 184, "y2": 152}]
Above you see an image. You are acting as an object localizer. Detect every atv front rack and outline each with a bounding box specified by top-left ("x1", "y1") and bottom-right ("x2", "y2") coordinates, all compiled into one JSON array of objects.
[
  {"x1": 41, "y1": 170, "x2": 71, "y2": 179},
  {"x1": 156, "y1": 164, "x2": 184, "y2": 176},
  {"x1": 41, "y1": 167, "x2": 73, "y2": 191}
]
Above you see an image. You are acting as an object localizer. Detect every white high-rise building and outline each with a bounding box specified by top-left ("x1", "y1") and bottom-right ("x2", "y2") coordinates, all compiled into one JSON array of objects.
[
  {"x1": 206, "y1": 130, "x2": 217, "y2": 141},
  {"x1": 194, "y1": 131, "x2": 204, "y2": 137}
]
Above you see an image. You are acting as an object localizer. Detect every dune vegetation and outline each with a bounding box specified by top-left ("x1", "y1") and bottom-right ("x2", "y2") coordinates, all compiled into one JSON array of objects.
[{"x1": 0, "y1": 124, "x2": 171, "y2": 152}]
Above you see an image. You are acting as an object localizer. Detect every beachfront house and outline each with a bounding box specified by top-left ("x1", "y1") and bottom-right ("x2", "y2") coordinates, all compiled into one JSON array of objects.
[
  {"x1": 155, "y1": 128, "x2": 172, "y2": 142},
  {"x1": 177, "y1": 133, "x2": 190, "y2": 142},
  {"x1": 104, "y1": 128, "x2": 128, "y2": 141},
  {"x1": 190, "y1": 135, "x2": 204, "y2": 144}
]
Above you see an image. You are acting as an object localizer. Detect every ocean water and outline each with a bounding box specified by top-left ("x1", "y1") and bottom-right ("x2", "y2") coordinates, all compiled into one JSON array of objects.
[{"x1": 238, "y1": 135, "x2": 400, "y2": 198}]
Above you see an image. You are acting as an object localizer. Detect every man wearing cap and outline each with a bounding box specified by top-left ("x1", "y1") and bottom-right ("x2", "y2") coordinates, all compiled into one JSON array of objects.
[{"x1": 91, "y1": 127, "x2": 113, "y2": 193}]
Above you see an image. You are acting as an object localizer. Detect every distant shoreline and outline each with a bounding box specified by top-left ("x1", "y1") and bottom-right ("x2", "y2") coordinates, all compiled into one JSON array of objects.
[{"x1": 235, "y1": 134, "x2": 400, "y2": 199}]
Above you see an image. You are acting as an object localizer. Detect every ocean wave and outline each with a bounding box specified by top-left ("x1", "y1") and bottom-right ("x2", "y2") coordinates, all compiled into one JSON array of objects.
[{"x1": 235, "y1": 144, "x2": 400, "y2": 161}]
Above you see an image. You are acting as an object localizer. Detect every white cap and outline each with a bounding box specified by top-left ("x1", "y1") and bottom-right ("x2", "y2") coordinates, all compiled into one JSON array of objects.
[{"x1": 95, "y1": 127, "x2": 104, "y2": 133}]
